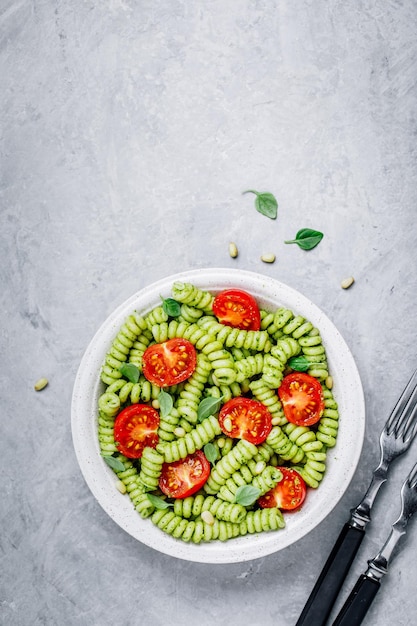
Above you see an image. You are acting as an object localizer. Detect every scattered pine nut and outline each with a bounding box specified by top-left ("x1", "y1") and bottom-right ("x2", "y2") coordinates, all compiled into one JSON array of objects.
[
  {"x1": 34, "y1": 378, "x2": 48, "y2": 391},
  {"x1": 174, "y1": 427, "x2": 186, "y2": 438},
  {"x1": 116, "y1": 480, "x2": 127, "y2": 494},
  {"x1": 261, "y1": 253, "x2": 276, "y2": 263},
  {"x1": 254, "y1": 461, "x2": 266, "y2": 475},
  {"x1": 341, "y1": 276, "x2": 355, "y2": 289},
  {"x1": 152, "y1": 399, "x2": 160, "y2": 409},
  {"x1": 201, "y1": 510, "x2": 215, "y2": 525},
  {"x1": 229, "y1": 242, "x2": 238, "y2": 258},
  {"x1": 222, "y1": 417, "x2": 233, "y2": 432},
  {"x1": 270, "y1": 453, "x2": 279, "y2": 466},
  {"x1": 325, "y1": 376, "x2": 333, "y2": 390},
  {"x1": 240, "y1": 380, "x2": 250, "y2": 394}
]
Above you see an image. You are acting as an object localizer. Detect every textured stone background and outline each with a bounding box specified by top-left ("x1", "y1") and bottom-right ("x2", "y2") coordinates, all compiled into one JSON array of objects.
[{"x1": 1, "y1": 1, "x2": 417, "y2": 624}]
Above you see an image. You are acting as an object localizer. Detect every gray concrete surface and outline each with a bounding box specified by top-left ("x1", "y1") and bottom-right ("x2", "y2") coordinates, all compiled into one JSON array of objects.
[{"x1": 2, "y1": 1, "x2": 417, "y2": 624}]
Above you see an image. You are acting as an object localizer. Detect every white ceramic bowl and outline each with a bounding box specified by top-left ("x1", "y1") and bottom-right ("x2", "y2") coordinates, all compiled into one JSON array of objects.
[{"x1": 71, "y1": 268, "x2": 365, "y2": 563}]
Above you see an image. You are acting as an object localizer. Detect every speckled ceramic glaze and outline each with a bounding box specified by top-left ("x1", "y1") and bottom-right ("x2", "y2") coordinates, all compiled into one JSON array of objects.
[{"x1": 71, "y1": 268, "x2": 365, "y2": 563}]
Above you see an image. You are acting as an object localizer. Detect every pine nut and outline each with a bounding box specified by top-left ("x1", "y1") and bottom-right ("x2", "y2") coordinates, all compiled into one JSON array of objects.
[
  {"x1": 222, "y1": 417, "x2": 233, "y2": 432},
  {"x1": 261, "y1": 253, "x2": 276, "y2": 263},
  {"x1": 241, "y1": 380, "x2": 250, "y2": 393},
  {"x1": 116, "y1": 480, "x2": 127, "y2": 494},
  {"x1": 152, "y1": 399, "x2": 160, "y2": 409},
  {"x1": 325, "y1": 376, "x2": 333, "y2": 389},
  {"x1": 254, "y1": 461, "x2": 266, "y2": 475},
  {"x1": 201, "y1": 510, "x2": 215, "y2": 525},
  {"x1": 34, "y1": 378, "x2": 48, "y2": 391},
  {"x1": 229, "y1": 242, "x2": 238, "y2": 258},
  {"x1": 341, "y1": 276, "x2": 355, "y2": 289}
]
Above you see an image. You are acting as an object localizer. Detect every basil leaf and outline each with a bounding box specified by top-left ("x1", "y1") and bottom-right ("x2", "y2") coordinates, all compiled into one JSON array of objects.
[
  {"x1": 197, "y1": 396, "x2": 223, "y2": 422},
  {"x1": 161, "y1": 296, "x2": 181, "y2": 317},
  {"x1": 146, "y1": 494, "x2": 173, "y2": 510},
  {"x1": 158, "y1": 389, "x2": 173, "y2": 418},
  {"x1": 288, "y1": 355, "x2": 310, "y2": 372},
  {"x1": 102, "y1": 455, "x2": 125, "y2": 472},
  {"x1": 284, "y1": 228, "x2": 324, "y2": 250},
  {"x1": 234, "y1": 485, "x2": 261, "y2": 507},
  {"x1": 204, "y1": 442, "x2": 219, "y2": 464},
  {"x1": 119, "y1": 362, "x2": 140, "y2": 383},
  {"x1": 243, "y1": 190, "x2": 278, "y2": 219}
]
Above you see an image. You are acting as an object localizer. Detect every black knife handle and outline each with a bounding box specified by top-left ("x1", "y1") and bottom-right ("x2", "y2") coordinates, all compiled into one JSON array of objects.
[
  {"x1": 332, "y1": 574, "x2": 381, "y2": 625},
  {"x1": 295, "y1": 523, "x2": 365, "y2": 626}
]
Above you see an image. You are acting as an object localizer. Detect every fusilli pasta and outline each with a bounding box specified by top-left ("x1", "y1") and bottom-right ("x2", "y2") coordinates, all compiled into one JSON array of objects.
[{"x1": 96, "y1": 280, "x2": 340, "y2": 546}]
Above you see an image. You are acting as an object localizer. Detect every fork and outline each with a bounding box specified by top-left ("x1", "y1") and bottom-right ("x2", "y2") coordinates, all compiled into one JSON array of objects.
[
  {"x1": 295, "y1": 367, "x2": 417, "y2": 626},
  {"x1": 331, "y1": 461, "x2": 417, "y2": 625}
]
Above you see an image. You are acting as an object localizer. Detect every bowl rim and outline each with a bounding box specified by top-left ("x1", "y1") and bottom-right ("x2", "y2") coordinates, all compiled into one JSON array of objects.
[{"x1": 71, "y1": 267, "x2": 365, "y2": 563}]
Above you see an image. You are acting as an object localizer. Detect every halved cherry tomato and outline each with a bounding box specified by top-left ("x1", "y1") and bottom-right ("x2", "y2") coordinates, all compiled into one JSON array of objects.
[
  {"x1": 258, "y1": 467, "x2": 307, "y2": 511},
  {"x1": 212, "y1": 289, "x2": 261, "y2": 331},
  {"x1": 114, "y1": 404, "x2": 159, "y2": 459},
  {"x1": 218, "y1": 397, "x2": 272, "y2": 444},
  {"x1": 159, "y1": 450, "x2": 210, "y2": 499},
  {"x1": 278, "y1": 372, "x2": 325, "y2": 426},
  {"x1": 142, "y1": 338, "x2": 197, "y2": 387}
]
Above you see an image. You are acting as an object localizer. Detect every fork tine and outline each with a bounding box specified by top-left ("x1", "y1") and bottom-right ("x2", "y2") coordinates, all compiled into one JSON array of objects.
[
  {"x1": 406, "y1": 461, "x2": 417, "y2": 489},
  {"x1": 385, "y1": 367, "x2": 417, "y2": 434},
  {"x1": 393, "y1": 382, "x2": 417, "y2": 439},
  {"x1": 402, "y1": 403, "x2": 417, "y2": 442}
]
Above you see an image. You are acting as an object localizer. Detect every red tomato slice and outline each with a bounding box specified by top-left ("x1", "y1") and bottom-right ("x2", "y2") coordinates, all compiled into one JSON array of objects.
[
  {"x1": 142, "y1": 338, "x2": 197, "y2": 387},
  {"x1": 258, "y1": 467, "x2": 307, "y2": 511},
  {"x1": 114, "y1": 404, "x2": 159, "y2": 459},
  {"x1": 212, "y1": 289, "x2": 261, "y2": 331},
  {"x1": 278, "y1": 372, "x2": 325, "y2": 426},
  {"x1": 218, "y1": 397, "x2": 272, "y2": 445},
  {"x1": 159, "y1": 450, "x2": 210, "y2": 499}
]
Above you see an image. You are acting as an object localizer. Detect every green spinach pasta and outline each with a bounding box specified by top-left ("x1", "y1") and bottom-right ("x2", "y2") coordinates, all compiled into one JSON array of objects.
[{"x1": 97, "y1": 282, "x2": 339, "y2": 544}]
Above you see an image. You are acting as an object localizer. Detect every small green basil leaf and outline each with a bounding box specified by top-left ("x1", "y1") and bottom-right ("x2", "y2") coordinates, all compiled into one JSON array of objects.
[
  {"x1": 146, "y1": 494, "x2": 173, "y2": 510},
  {"x1": 203, "y1": 442, "x2": 219, "y2": 464},
  {"x1": 102, "y1": 455, "x2": 125, "y2": 472},
  {"x1": 243, "y1": 190, "x2": 278, "y2": 219},
  {"x1": 119, "y1": 362, "x2": 140, "y2": 383},
  {"x1": 197, "y1": 396, "x2": 223, "y2": 422},
  {"x1": 234, "y1": 485, "x2": 261, "y2": 507},
  {"x1": 158, "y1": 389, "x2": 173, "y2": 418},
  {"x1": 284, "y1": 228, "x2": 324, "y2": 250},
  {"x1": 288, "y1": 355, "x2": 310, "y2": 372},
  {"x1": 161, "y1": 296, "x2": 181, "y2": 317}
]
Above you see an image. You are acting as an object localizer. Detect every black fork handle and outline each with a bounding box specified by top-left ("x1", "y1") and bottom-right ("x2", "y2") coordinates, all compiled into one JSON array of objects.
[
  {"x1": 331, "y1": 574, "x2": 380, "y2": 625},
  {"x1": 295, "y1": 523, "x2": 365, "y2": 626}
]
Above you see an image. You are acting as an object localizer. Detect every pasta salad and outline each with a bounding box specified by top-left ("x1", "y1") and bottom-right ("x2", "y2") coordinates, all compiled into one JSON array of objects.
[{"x1": 97, "y1": 282, "x2": 339, "y2": 544}]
